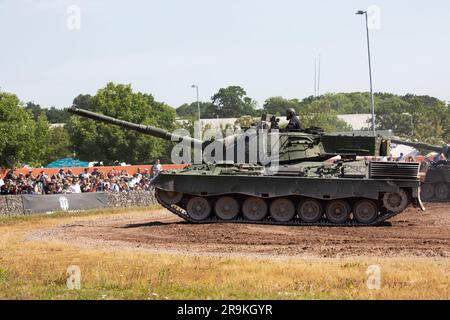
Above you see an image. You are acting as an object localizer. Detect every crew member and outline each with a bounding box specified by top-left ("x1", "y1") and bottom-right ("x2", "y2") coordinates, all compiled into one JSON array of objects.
[{"x1": 286, "y1": 108, "x2": 304, "y2": 130}]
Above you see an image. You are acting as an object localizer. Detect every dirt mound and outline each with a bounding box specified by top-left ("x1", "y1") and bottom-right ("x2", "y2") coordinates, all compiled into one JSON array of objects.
[{"x1": 31, "y1": 204, "x2": 450, "y2": 259}]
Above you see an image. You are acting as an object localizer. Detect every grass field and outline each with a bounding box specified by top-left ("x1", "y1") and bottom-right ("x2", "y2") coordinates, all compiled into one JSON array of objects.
[{"x1": 0, "y1": 208, "x2": 448, "y2": 300}]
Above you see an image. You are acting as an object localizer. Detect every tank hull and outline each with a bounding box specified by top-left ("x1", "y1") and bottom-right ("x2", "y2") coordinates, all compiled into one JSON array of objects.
[
  {"x1": 154, "y1": 173, "x2": 419, "y2": 200},
  {"x1": 152, "y1": 163, "x2": 422, "y2": 227}
]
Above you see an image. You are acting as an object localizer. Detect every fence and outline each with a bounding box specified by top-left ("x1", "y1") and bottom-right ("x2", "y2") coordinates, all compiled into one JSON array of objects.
[{"x1": 0, "y1": 191, "x2": 158, "y2": 216}]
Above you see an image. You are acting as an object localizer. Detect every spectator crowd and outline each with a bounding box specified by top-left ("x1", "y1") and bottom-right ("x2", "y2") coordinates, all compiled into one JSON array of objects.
[{"x1": 0, "y1": 161, "x2": 163, "y2": 195}]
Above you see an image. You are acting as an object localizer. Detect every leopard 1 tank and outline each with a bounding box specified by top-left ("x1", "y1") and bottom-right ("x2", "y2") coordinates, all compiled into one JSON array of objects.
[{"x1": 68, "y1": 106, "x2": 424, "y2": 226}]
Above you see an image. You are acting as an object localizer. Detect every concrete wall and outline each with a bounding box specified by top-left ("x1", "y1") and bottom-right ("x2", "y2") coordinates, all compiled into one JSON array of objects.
[{"x1": 0, "y1": 191, "x2": 158, "y2": 216}]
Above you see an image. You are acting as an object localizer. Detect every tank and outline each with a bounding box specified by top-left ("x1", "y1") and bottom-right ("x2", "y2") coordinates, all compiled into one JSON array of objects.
[
  {"x1": 68, "y1": 106, "x2": 424, "y2": 226},
  {"x1": 391, "y1": 139, "x2": 450, "y2": 202}
]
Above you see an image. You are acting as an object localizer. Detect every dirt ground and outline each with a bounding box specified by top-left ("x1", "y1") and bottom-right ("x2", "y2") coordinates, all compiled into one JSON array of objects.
[{"x1": 29, "y1": 203, "x2": 450, "y2": 259}]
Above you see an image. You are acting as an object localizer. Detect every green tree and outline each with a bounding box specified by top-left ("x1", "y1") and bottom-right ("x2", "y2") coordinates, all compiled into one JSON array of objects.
[
  {"x1": 298, "y1": 99, "x2": 352, "y2": 132},
  {"x1": 67, "y1": 83, "x2": 176, "y2": 164},
  {"x1": 45, "y1": 107, "x2": 71, "y2": 124},
  {"x1": 25, "y1": 102, "x2": 71, "y2": 124},
  {"x1": 263, "y1": 97, "x2": 301, "y2": 116},
  {"x1": 211, "y1": 86, "x2": 258, "y2": 117},
  {"x1": 0, "y1": 93, "x2": 51, "y2": 168},
  {"x1": 24, "y1": 102, "x2": 43, "y2": 121},
  {"x1": 41, "y1": 126, "x2": 73, "y2": 165},
  {"x1": 73, "y1": 94, "x2": 93, "y2": 111},
  {"x1": 176, "y1": 101, "x2": 217, "y2": 119}
]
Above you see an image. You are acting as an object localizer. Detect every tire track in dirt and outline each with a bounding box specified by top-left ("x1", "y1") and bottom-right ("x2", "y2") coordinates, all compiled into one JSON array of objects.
[{"x1": 28, "y1": 203, "x2": 450, "y2": 259}]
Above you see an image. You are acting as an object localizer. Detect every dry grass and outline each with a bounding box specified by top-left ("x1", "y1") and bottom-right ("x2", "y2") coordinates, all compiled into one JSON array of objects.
[{"x1": 0, "y1": 208, "x2": 448, "y2": 300}]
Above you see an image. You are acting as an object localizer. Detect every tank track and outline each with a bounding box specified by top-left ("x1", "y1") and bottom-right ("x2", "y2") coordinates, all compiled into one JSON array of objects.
[
  {"x1": 421, "y1": 182, "x2": 450, "y2": 203},
  {"x1": 155, "y1": 191, "x2": 401, "y2": 227}
]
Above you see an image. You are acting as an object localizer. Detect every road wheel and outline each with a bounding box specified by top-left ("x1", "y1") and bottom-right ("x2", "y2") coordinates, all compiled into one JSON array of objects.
[
  {"x1": 382, "y1": 189, "x2": 409, "y2": 213},
  {"x1": 435, "y1": 183, "x2": 450, "y2": 200},
  {"x1": 325, "y1": 200, "x2": 351, "y2": 224},
  {"x1": 420, "y1": 183, "x2": 435, "y2": 201},
  {"x1": 186, "y1": 197, "x2": 211, "y2": 221},
  {"x1": 156, "y1": 189, "x2": 183, "y2": 205},
  {"x1": 270, "y1": 198, "x2": 296, "y2": 222},
  {"x1": 242, "y1": 197, "x2": 268, "y2": 221},
  {"x1": 353, "y1": 200, "x2": 379, "y2": 224},
  {"x1": 214, "y1": 196, "x2": 240, "y2": 220},
  {"x1": 298, "y1": 199, "x2": 323, "y2": 223}
]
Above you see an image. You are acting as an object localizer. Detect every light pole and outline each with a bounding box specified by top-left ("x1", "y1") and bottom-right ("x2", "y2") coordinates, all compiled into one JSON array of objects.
[
  {"x1": 191, "y1": 84, "x2": 201, "y2": 124},
  {"x1": 356, "y1": 10, "x2": 376, "y2": 136},
  {"x1": 191, "y1": 84, "x2": 201, "y2": 138}
]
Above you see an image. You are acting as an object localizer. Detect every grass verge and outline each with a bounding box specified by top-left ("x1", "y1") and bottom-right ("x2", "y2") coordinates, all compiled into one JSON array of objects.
[{"x1": 0, "y1": 208, "x2": 448, "y2": 300}]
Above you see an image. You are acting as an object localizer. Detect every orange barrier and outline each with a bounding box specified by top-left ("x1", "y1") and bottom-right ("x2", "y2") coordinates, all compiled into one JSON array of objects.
[
  {"x1": 0, "y1": 168, "x2": 8, "y2": 180},
  {"x1": 1, "y1": 164, "x2": 188, "y2": 179}
]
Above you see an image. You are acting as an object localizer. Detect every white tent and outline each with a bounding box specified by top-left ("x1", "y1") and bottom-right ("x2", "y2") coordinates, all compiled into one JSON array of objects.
[{"x1": 389, "y1": 143, "x2": 419, "y2": 158}]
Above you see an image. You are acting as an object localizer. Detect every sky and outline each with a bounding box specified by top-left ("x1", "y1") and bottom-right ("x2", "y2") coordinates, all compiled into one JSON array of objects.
[{"x1": 0, "y1": 0, "x2": 449, "y2": 109}]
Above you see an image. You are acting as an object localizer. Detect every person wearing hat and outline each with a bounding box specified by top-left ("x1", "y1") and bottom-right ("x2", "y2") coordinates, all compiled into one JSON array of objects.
[{"x1": 286, "y1": 108, "x2": 304, "y2": 131}]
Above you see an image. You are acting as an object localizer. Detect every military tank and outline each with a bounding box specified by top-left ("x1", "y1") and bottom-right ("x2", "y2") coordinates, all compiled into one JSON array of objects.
[
  {"x1": 391, "y1": 139, "x2": 450, "y2": 202},
  {"x1": 68, "y1": 106, "x2": 424, "y2": 226}
]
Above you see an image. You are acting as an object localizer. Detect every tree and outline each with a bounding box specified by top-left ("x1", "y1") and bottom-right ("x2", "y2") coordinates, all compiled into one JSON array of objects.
[
  {"x1": 67, "y1": 83, "x2": 176, "y2": 164},
  {"x1": 298, "y1": 99, "x2": 352, "y2": 132},
  {"x1": 24, "y1": 102, "x2": 43, "y2": 121},
  {"x1": 41, "y1": 126, "x2": 73, "y2": 165},
  {"x1": 176, "y1": 101, "x2": 217, "y2": 119},
  {"x1": 0, "y1": 93, "x2": 51, "y2": 168},
  {"x1": 73, "y1": 94, "x2": 93, "y2": 111},
  {"x1": 263, "y1": 97, "x2": 301, "y2": 116},
  {"x1": 374, "y1": 94, "x2": 450, "y2": 144},
  {"x1": 211, "y1": 86, "x2": 258, "y2": 118},
  {"x1": 45, "y1": 107, "x2": 71, "y2": 124},
  {"x1": 25, "y1": 102, "x2": 71, "y2": 124}
]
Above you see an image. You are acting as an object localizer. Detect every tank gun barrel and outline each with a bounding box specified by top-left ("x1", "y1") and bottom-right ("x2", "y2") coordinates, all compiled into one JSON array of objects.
[
  {"x1": 391, "y1": 139, "x2": 450, "y2": 158},
  {"x1": 67, "y1": 105, "x2": 203, "y2": 148}
]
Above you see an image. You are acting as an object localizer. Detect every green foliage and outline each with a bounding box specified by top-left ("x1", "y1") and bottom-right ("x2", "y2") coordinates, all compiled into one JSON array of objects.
[
  {"x1": 374, "y1": 94, "x2": 449, "y2": 143},
  {"x1": 25, "y1": 102, "x2": 71, "y2": 124},
  {"x1": 212, "y1": 86, "x2": 258, "y2": 118},
  {"x1": 73, "y1": 94, "x2": 93, "y2": 111},
  {"x1": 67, "y1": 83, "x2": 176, "y2": 164},
  {"x1": 42, "y1": 126, "x2": 73, "y2": 165},
  {"x1": 45, "y1": 107, "x2": 71, "y2": 124},
  {"x1": 0, "y1": 93, "x2": 74, "y2": 168},
  {"x1": 0, "y1": 93, "x2": 47, "y2": 168},
  {"x1": 263, "y1": 97, "x2": 302, "y2": 116},
  {"x1": 176, "y1": 86, "x2": 259, "y2": 119},
  {"x1": 24, "y1": 102, "x2": 43, "y2": 121},
  {"x1": 298, "y1": 92, "x2": 449, "y2": 143},
  {"x1": 298, "y1": 99, "x2": 353, "y2": 132},
  {"x1": 176, "y1": 102, "x2": 216, "y2": 119}
]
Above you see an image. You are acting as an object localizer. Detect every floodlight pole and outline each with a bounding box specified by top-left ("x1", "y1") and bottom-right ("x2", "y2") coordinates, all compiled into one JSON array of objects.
[
  {"x1": 191, "y1": 84, "x2": 201, "y2": 135},
  {"x1": 357, "y1": 10, "x2": 376, "y2": 136}
]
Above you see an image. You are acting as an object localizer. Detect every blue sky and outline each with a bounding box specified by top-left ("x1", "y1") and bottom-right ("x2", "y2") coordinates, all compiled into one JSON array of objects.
[{"x1": 0, "y1": 0, "x2": 449, "y2": 108}]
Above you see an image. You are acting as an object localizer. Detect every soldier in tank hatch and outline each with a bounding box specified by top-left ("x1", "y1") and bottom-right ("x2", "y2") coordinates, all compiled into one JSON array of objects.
[{"x1": 286, "y1": 108, "x2": 304, "y2": 131}]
